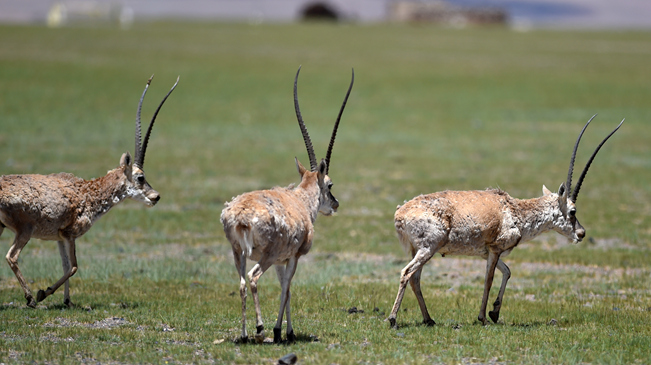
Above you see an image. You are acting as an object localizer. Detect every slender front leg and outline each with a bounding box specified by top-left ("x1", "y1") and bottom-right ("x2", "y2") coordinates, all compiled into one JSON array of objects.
[
  {"x1": 233, "y1": 248, "x2": 248, "y2": 341},
  {"x1": 388, "y1": 246, "x2": 438, "y2": 328},
  {"x1": 478, "y1": 250, "x2": 500, "y2": 325},
  {"x1": 37, "y1": 238, "x2": 78, "y2": 303},
  {"x1": 285, "y1": 290, "x2": 294, "y2": 342},
  {"x1": 248, "y1": 258, "x2": 274, "y2": 343},
  {"x1": 57, "y1": 241, "x2": 73, "y2": 307},
  {"x1": 5, "y1": 229, "x2": 36, "y2": 307},
  {"x1": 274, "y1": 257, "x2": 298, "y2": 343},
  {"x1": 274, "y1": 265, "x2": 294, "y2": 342},
  {"x1": 489, "y1": 259, "x2": 511, "y2": 323}
]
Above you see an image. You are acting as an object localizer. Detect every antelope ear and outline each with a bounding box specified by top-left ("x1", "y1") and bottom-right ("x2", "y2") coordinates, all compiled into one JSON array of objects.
[
  {"x1": 120, "y1": 152, "x2": 132, "y2": 167},
  {"x1": 542, "y1": 185, "x2": 552, "y2": 196},
  {"x1": 295, "y1": 157, "x2": 308, "y2": 177},
  {"x1": 120, "y1": 152, "x2": 133, "y2": 180},
  {"x1": 318, "y1": 159, "x2": 327, "y2": 175},
  {"x1": 317, "y1": 159, "x2": 327, "y2": 181},
  {"x1": 557, "y1": 183, "x2": 567, "y2": 198}
]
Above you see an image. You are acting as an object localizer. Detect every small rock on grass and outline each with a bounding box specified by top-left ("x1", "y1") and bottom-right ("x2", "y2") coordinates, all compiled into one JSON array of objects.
[{"x1": 278, "y1": 353, "x2": 297, "y2": 365}]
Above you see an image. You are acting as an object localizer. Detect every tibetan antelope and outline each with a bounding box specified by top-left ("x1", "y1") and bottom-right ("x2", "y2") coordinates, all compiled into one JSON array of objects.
[
  {"x1": 221, "y1": 67, "x2": 354, "y2": 344},
  {"x1": 2, "y1": 75, "x2": 178, "y2": 308},
  {"x1": 388, "y1": 116, "x2": 623, "y2": 327}
]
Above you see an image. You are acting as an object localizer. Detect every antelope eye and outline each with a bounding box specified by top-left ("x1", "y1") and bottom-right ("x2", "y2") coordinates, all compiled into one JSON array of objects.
[
  {"x1": 136, "y1": 175, "x2": 145, "y2": 183},
  {"x1": 569, "y1": 209, "x2": 576, "y2": 217}
]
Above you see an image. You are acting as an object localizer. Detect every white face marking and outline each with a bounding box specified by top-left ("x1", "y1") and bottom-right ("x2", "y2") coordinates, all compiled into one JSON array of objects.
[
  {"x1": 318, "y1": 175, "x2": 338, "y2": 216},
  {"x1": 126, "y1": 182, "x2": 156, "y2": 207},
  {"x1": 551, "y1": 197, "x2": 583, "y2": 243},
  {"x1": 126, "y1": 166, "x2": 159, "y2": 207}
]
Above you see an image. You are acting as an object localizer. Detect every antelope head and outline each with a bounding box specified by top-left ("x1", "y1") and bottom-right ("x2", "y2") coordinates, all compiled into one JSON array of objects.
[
  {"x1": 123, "y1": 75, "x2": 179, "y2": 207},
  {"x1": 293, "y1": 66, "x2": 354, "y2": 216},
  {"x1": 545, "y1": 115, "x2": 623, "y2": 243}
]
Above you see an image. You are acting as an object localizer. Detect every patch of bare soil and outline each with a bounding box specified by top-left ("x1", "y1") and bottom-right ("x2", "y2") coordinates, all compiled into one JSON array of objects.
[{"x1": 43, "y1": 317, "x2": 131, "y2": 329}]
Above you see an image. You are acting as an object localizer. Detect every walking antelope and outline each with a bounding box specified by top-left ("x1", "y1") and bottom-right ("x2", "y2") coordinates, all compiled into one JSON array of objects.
[
  {"x1": 388, "y1": 116, "x2": 623, "y2": 327},
  {"x1": 221, "y1": 67, "x2": 354, "y2": 344},
  {"x1": 2, "y1": 75, "x2": 178, "y2": 308}
]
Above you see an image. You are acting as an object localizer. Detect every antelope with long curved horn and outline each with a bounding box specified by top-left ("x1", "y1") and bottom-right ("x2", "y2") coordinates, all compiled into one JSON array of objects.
[
  {"x1": 221, "y1": 66, "x2": 354, "y2": 344},
  {"x1": 2, "y1": 75, "x2": 178, "y2": 308},
  {"x1": 388, "y1": 116, "x2": 623, "y2": 327}
]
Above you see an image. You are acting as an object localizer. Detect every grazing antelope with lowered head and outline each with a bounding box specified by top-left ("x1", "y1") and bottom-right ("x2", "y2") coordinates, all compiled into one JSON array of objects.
[
  {"x1": 221, "y1": 67, "x2": 354, "y2": 344},
  {"x1": 2, "y1": 75, "x2": 178, "y2": 308},
  {"x1": 388, "y1": 116, "x2": 623, "y2": 327}
]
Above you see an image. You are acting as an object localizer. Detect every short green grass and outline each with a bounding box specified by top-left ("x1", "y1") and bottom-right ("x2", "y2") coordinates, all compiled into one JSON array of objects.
[{"x1": 0, "y1": 21, "x2": 650, "y2": 364}]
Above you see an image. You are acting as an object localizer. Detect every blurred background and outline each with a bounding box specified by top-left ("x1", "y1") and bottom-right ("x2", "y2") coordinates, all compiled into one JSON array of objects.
[{"x1": 2, "y1": 0, "x2": 651, "y2": 29}]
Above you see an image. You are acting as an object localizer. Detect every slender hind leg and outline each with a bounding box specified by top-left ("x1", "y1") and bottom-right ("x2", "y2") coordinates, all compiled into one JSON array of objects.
[
  {"x1": 37, "y1": 238, "x2": 78, "y2": 303},
  {"x1": 5, "y1": 228, "x2": 36, "y2": 307},
  {"x1": 248, "y1": 257, "x2": 274, "y2": 343},
  {"x1": 57, "y1": 241, "x2": 73, "y2": 307},
  {"x1": 409, "y1": 265, "x2": 435, "y2": 326},
  {"x1": 232, "y1": 248, "x2": 248, "y2": 342},
  {"x1": 388, "y1": 244, "x2": 441, "y2": 328}
]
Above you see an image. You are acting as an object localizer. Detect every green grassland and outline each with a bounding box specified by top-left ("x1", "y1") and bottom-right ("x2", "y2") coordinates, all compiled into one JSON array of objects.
[{"x1": 0, "y1": 21, "x2": 650, "y2": 364}]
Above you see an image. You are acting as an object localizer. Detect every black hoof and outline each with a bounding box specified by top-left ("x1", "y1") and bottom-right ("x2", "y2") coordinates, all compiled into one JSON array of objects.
[
  {"x1": 273, "y1": 328, "x2": 282, "y2": 344},
  {"x1": 287, "y1": 331, "x2": 296, "y2": 343},
  {"x1": 26, "y1": 296, "x2": 37, "y2": 308},
  {"x1": 478, "y1": 316, "x2": 489, "y2": 326},
  {"x1": 489, "y1": 310, "x2": 499, "y2": 323},
  {"x1": 423, "y1": 318, "x2": 436, "y2": 326},
  {"x1": 36, "y1": 289, "x2": 47, "y2": 302},
  {"x1": 388, "y1": 317, "x2": 397, "y2": 329},
  {"x1": 64, "y1": 298, "x2": 74, "y2": 308},
  {"x1": 254, "y1": 326, "x2": 265, "y2": 344}
]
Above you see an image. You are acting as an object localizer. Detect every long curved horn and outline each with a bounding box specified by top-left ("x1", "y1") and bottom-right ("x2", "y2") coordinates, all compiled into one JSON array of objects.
[
  {"x1": 570, "y1": 119, "x2": 624, "y2": 203},
  {"x1": 325, "y1": 68, "x2": 354, "y2": 175},
  {"x1": 566, "y1": 114, "x2": 596, "y2": 193},
  {"x1": 135, "y1": 75, "x2": 154, "y2": 167},
  {"x1": 137, "y1": 76, "x2": 179, "y2": 168},
  {"x1": 294, "y1": 66, "x2": 317, "y2": 172}
]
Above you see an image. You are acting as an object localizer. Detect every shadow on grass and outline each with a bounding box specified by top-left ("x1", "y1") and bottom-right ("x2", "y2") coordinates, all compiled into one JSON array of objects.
[
  {"x1": 390, "y1": 320, "x2": 454, "y2": 330},
  {"x1": 391, "y1": 319, "x2": 551, "y2": 330},
  {"x1": 235, "y1": 332, "x2": 319, "y2": 346},
  {"x1": 509, "y1": 321, "x2": 548, "y2": 328}
]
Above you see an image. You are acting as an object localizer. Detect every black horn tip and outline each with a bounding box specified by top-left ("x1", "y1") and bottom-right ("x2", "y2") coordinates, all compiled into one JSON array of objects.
[{"x1": 570, "y1": 117, "x2": 625, "y2": 203}]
